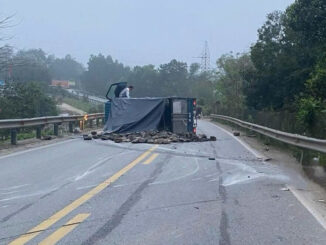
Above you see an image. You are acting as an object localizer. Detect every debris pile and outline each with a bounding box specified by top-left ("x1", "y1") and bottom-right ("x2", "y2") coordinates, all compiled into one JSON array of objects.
[
  {"x1": 84, "y1": 131, "x2": 217, "y2": 144},
  {"x1": 233, "y1": 131, "x2": 240, "y2": 137}
]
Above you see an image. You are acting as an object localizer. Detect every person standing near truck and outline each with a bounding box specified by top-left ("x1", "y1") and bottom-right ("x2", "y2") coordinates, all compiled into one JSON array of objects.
[{"x1": 119, "y1": 85, "x2": 134, "y2": 98}]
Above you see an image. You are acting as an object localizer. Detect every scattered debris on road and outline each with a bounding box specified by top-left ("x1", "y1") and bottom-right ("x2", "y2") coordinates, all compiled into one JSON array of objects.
[
  {"x1": 210, "y1": 136, "x2": 217, "y2": 141},
  {"x1": 83, "y1": 134, "x2": 92, "y2": 140},
  {"x1": 280, "y1": 187, "x2": 290, "y2": 192},
  {"x1": 233, "y1": 131, "x2": 240, "y2": 136},
  {"x1": 84, "y1": 131, "x2": 217, "y2": 144},
  {"x1": 42, "y1": 136, "x2": 53, "y2": 140}
]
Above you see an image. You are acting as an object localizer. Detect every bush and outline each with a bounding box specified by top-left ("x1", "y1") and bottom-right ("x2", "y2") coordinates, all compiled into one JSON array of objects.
[
  {"x1": 0, "y1": 82, "x2": 58, "y2": 119},
  {"x1": 297, "y1": 97, "x2": 322, "y2": 132}
]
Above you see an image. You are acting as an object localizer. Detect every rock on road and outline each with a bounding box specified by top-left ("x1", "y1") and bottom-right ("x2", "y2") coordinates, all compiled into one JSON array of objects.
[{"x1": 0, "y1": 120, "x2": 326, "y2": 245}]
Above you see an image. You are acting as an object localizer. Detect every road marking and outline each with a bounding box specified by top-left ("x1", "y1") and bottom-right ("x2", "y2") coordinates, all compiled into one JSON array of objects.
[
  {"x1": 0, "y1": 139, "x2": 77, "y2": 161},
  {"x1": 143, "y1": 153, "x2": 159, "y2": 165},
  {"x1": 288, "y1": 185, "x2": 326, "y2": 231},
  {"x1": 9, "y1": 145, "x2": 158, "y2": 245},
  {"x1": 211, "y1": 122, "x2": 264, "y2": 160},
  {"x1": 39, "y1": 213, "x2": 90, "y2": 245}
]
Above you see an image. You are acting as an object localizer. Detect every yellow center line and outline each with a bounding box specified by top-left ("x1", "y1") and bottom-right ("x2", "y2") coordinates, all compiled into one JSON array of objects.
[
  {"x1": 39, "y1": 213, "x2": 90, "y2": 245},
  {"x1": 9, "y1": 145, "x2": 158, "y2": 245},
  {"x1": 143, "y1": 153, "x2": 159, "y2": 165}
]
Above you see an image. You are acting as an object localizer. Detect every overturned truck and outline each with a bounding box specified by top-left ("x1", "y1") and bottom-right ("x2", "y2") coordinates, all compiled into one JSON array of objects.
[
  {"x1": 104, "y1": 83, "x2": 197, "y2": 134},
  {"x1": 85, "y1": 83, "x2": 216, "y2": 144}
]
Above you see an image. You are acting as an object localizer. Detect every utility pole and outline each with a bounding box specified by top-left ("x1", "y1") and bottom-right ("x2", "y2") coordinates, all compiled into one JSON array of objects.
[{"x1": 194, "y1": 41, "x2": 210, "y2": 72}]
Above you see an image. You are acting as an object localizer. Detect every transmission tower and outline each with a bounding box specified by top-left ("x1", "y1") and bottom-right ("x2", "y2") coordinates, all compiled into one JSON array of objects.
[{"x1": 194, "y1": 41, "x2": 210, "y2": 72}]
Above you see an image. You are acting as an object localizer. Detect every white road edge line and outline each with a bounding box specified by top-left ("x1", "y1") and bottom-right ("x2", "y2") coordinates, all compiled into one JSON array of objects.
[
  {"x1": 0, "y1": 139, "x2": 78, "y2": 160},
  {"x1": 211, "y1": 122, "x2": 264, "y2": 160},
  {"x1": 288, "y1": 185, "x2": 326, "y2": 231}
]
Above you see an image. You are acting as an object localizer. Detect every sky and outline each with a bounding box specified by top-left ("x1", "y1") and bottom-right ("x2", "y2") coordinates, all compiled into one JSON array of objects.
[{"x1": 1, "y1": 0, "x2": 294, "y2": 67}]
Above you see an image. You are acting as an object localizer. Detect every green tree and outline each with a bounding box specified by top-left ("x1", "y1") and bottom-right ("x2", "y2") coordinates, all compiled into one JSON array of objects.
[
  {"x1": 307, "y1": 55, "x2": 326, "y2": 99},
  {"x1": 215, "y1": 53, "x2": 254, "y2": 116},
  {"x1": 247, "y1": 11, "x2": 308, "y2": 110},
  {"x1": 81, "y1": 54, "x2": 130, "y2": 95},
  {"x1": 126, "y1": 65, "x2": 159, "y2": 97},
  {"x1": 48, "y1": 54, "x2": 84, "y2": 82},
  {"x1": 0, "y1": 82, "x2": 57, "y2": 119},
  {"x1": 189, "y1": 63, "x2": 200, "y2": 77},
  {"x1": 158, "y1": 59, "x2": 188, "y2": 96},
  {"x1": 10, "y1": 49, "x2": 51, "y2": 84},
  {"x1": 286, "y1": 0, "x2": 326, "y2": 50}
]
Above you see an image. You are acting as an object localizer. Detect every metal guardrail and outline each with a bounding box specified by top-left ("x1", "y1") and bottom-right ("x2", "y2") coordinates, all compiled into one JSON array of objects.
[
  {"x1": 211, "y1": 114, "x2": 326, "y2": 154},
  {"x1": 0, "y1": 113, "x2": 105, "y2": 145},
  {"x1": 0, "y1": 113, "x2": 104, "y2": 129}
]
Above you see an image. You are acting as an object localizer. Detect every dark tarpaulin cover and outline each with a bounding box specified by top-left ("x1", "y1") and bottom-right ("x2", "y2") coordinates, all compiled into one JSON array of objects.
[{"x1": 104, "y1": 98, "x2": 165, "y2": 133}]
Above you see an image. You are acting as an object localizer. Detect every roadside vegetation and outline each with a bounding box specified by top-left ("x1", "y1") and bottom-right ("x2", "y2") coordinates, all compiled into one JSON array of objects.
[{"x1": 213, "y1": 0, "x2": 326, "y2": 139}]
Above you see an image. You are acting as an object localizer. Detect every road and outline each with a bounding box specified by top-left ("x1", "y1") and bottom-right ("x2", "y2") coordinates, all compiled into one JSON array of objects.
[
  {"x1": 66, "y1": 89, "x2": 107, "y2": 104},
  {"x1": 1, "y1": 120, "x2": 326, "y2": 245},
  {"x1": 57, "y1": 103, "x2": 85, "y2": 115}
]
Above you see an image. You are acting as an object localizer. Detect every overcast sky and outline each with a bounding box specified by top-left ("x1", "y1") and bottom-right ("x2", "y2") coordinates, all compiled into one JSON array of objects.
[{"x1": 1, "y1": 0, "x2": 294, "y2": 67}]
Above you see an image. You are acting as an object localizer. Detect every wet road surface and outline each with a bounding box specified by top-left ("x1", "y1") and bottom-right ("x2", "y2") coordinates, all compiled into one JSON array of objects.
[{"x1": 1, "y1": 120, "x2": 326, "y2": 245}]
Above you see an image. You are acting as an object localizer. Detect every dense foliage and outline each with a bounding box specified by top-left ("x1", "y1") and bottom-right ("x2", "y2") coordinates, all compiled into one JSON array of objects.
[
  {"x1": 0, "y1": 82, "x2": 57, "y2": 119},
  {"x1": 81, "y1": 54, "x2": 129, "y2": 94},
  {"x1": 213, "y1": 0, "x2": 326, "y2": 136},
  {"x1": 48, "y1": 54, "x2": 84, "y2": 82},
  {"x1": 0, "y1": 48, "x2": 84, "y2": 84}
]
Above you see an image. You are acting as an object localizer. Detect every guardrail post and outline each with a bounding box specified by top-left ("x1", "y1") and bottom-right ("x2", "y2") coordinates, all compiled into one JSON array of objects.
[
  {"x1": 36, "y1": 127, "x2": 42, "y2": 139},
  {"x1": 80, "y1": 120, "x2": 84, "y2": 131},
  {"x1": 69, "y1": 122, "x2": 74, "y2": 133},
  {"x1": 11, "y1": 129, "x2": 17, "y2": 145},
  {"x1": 89, "y1": 119, "x2": 93, "y2": 128},
  {"x1": 96, "y1": 118, "x2": 100, "y2": 127},
  {"x1": 102, "y1": 117, "x2": 105, "y2": 126},
  {"x1": 54, "y1": 124, "x2": 59, "y2": 136}
]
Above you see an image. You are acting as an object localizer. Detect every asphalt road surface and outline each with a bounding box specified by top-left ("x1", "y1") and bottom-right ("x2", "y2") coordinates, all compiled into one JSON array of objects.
[{"x1": 1, "y1": 120, "x2": 326, "y2": 245}]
